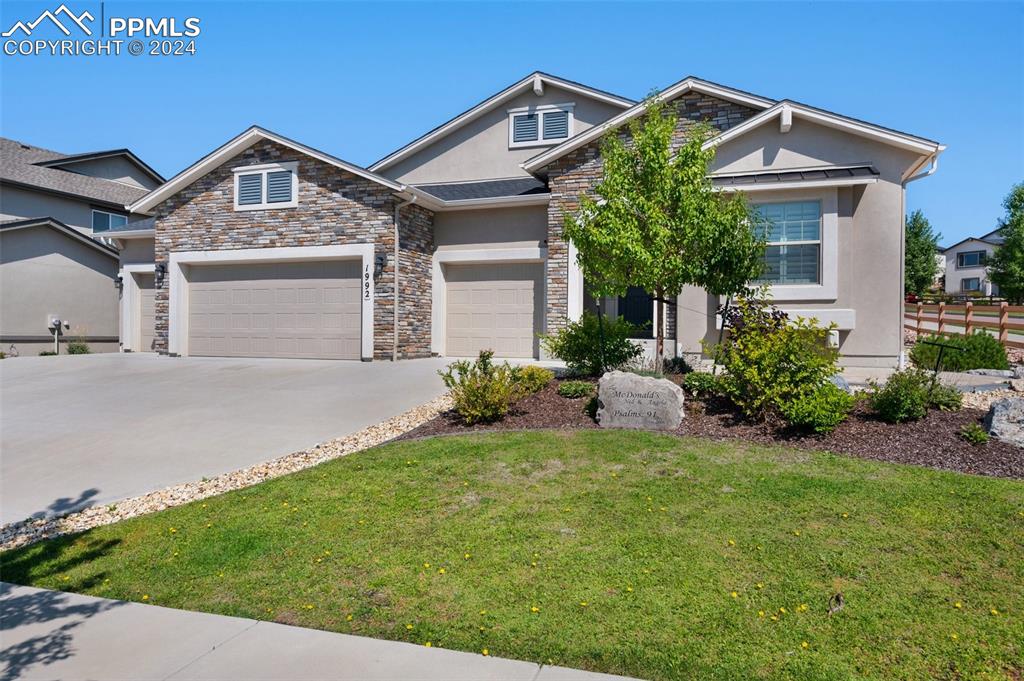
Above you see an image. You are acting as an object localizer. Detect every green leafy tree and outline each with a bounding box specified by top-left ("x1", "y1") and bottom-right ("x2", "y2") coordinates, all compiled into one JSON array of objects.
[
  {"x1": 564, "y1": 97, "x2": 765, "y2": 370},
  {"x1": 904, "y1": 210, "x2": 942, "y2": 297},
  {"x1": 988, "y1": 182, "x2": 1024, "y2": 303}
]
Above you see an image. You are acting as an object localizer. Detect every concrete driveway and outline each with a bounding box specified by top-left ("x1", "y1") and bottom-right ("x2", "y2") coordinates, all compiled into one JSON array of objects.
[{"x1": 0, "y1": 353, "x2": 450, "y2": 524}]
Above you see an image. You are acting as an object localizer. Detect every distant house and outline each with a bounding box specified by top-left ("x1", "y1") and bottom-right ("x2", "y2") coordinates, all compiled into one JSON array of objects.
[
  {"x1": 941, "y1": 227, "x2": 1004, "y2": 296},
  {"x1": 0, "y1": 137, "x2": 162, "y2": 354}
]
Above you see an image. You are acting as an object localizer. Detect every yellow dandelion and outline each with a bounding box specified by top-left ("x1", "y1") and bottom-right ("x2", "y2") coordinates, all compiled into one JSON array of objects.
[
  {"x1": 425, "y1": 642, "x2": 432, "y2": 648},
  {"x1": 61, "y1": 575, "x2": 69, "y2": 582},
  {"x1": 406, "y1": 624, "x2": 414, "y2": 630},
  {"x1": 304, "y1": 604, "x2": 314, "y2": 610},
  {"x1": 793, "y1": 530, "x2": 801, "y2": 536},
  {"x1": 580, "y1": 601, "x2": 588, "y2": 607},
  {"x1": 438, "y1": 567, "x2": 446, "y2": 574},
  {"x1": 358, "y1": 519, "x2": 366, "y2": 525},
  {"x1": 142, "y1": 594, "x2": 149, "y2": 601},
  {"x1": 479, "y1": 609, "x2": 487, "y2": 615},
  {"x1": 206, "y1": 523, "x2": 212, "y2": 528},
  {"x1": 479, "y1": 626, "x2": 485, "y2": 631},
  {"x1": 779, "y1": 607, "x2": 786, "y2": 614},
  {"x1": 424, "y1": 563, "x2": 431, "y2": 569},
  {"x1": 797, "y1": 603, "x2": 808, "y2": 612},
  {"x1": 531, "y1": 606, "x2": 540, "y2": 613},
  {"x1": 626, "y1": 586, "x2": 634, "y2": 592},
  {"x1": 169, "y1": 527, "x2": 177, "y2": 534},
  {"x1": 346, "y1": 614, "x2": 353, "y2": 621},
  {"x1": 464, "y1": 553, "x2": 471, "y2": 560},
  {"x1": 531, "y1": 561, "x2": 537, "y2": 567},
  {"x1": 841, "y1": 513, "x2": 849, "y2": 519},
  {"x1": 801, "y1": 641, "x2": 809, "y2": 650},
  {"x1": 950, "y1": 632, "x2": 958, "y2": 640},
  {"x1": 756, "y1": 582, "x2": 764, "y2": 589},
  {"x1": 954, "y1": 601, "x2": 962, "y2": 609},
  {"x1": 731, "y1": 591, "x2": 738, "y2": 599},
  {"x1": 728, "y1": 539, "x2": 735, "y2": 546},
  {"x1": 990, "y1": 608, "x2": 999, "y2": 616},
  {"x1": 266, "y1": 608, "x2": 273, "y2": 613},
  {"x1": 758, "y1": 610, "x2": 765, "y2": 617},
  {"x1": 482, "y1": 648, "x2": 489, "y2": 656},
  {"x1": 659, "y1": 507, "x2": 667, "y2": 512},
  {"x1": 770, "y1": 615, "x2": 778, "y2": 621}
]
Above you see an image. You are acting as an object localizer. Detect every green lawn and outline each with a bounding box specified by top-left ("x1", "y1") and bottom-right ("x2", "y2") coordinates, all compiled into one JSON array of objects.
[{"x1": 4, "y1": 431, "x2": 1022, "y2": 680}]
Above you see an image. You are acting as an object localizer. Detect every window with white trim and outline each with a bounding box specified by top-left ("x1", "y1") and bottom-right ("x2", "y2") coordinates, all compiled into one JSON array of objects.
[
  {"x1": 753, "y1": 201, "x2": 821, "y2": 285},
  {"x1": 508, "y1": 103, "x2": 574, "y2": 148},
  {"x1": 91, "y1": 209, "x2": 128, "y2": 233},
  {"x1": 233, "y1": 162, "x2": 298, "y2": 210},
  {"x1": 960, "y1": 277, "x2": 981, "y2": 292},
  {"x1": 956, "y1": 250, "x2": 986, "y2": 268}
]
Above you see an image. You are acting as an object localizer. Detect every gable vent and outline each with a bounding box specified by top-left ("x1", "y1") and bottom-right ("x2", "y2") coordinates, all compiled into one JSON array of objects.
[
  {"x1": 267, "y1": 170, "x2": 293, "y2": 203},
  {"x1": 543, "y1": 110, "x2": 569, "y2": 139},
  {"x1": 513, "y1": 114, "x2": 539, "y2": 143},
  {"x1": 237, "y1": 173, "x2": 262, "y2": 205}
]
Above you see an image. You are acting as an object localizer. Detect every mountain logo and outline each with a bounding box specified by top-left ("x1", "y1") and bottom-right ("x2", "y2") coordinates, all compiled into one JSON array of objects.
[{"x1": 2, "y1": 4, "x2": 95, "y2": 38}]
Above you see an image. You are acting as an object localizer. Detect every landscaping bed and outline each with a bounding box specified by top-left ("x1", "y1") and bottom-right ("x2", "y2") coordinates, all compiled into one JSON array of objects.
[
  {"x1": 402, "y1": 379, "x2": 1024, "y2": 480},
  {"x1": 4, "y1": 430, "x2": 1022, "y2": 680}
]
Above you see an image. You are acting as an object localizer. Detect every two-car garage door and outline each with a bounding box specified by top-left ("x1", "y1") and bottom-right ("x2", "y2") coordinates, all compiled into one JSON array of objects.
[
  {"x1": 445, "y1": 263, "x2": 541, "y2": 358},
  {"x1": 188, "y1": 260, "x2": 361, "y2": 359}
]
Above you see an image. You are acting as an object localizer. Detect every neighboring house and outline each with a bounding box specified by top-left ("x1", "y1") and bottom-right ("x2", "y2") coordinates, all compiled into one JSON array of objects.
[
  {"x1": 934, "y1": 248, "x2": 947, "y2": 290},
  {"x1": 120, "y1": 71, "x2": 943, "y2": 368},
  {"x1": 941, "y1": 228, "x2": 1004, "y2": 296},
  {"x1": 0, "y1": 138, "x2": 163, "y2": 353}
]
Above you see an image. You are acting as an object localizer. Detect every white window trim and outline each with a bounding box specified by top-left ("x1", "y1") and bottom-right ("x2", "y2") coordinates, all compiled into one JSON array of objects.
[
  {"x1": 507, "y1": 103, "x2": 575, "y2": 149},
  {"x1": 167, "y1": 244, "x2": 376, "y2": 360},
  {"x1": 956, "y1": 250, "x2": 986, "y2": 270},
  {"x1": 232, "y1": 161, "x2": 298, "y2": 211},
  {"x1": 119, "y1": 263, "x2": 156, "y2": 352},
  {"x1": 91, "y1": 209, "x2": 128, "y2": 233},
  {"x1": 752, "y1": 189, "x2": 838, "y2": 302},
  {"x1": 431, "y1": 247, "x2": 547, "y2": 356}
]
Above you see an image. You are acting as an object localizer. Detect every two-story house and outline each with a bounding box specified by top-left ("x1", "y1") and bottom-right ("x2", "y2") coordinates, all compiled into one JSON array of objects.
[
  {"x1": 941, "y1": 228, "x2": 1005, "y2": 296},
  {"x1": 0, "y1": 137, "x2": 162, "y2": 353},
  {"x1": 117, "y1": 72, "x2": 943, "y2": 368}
]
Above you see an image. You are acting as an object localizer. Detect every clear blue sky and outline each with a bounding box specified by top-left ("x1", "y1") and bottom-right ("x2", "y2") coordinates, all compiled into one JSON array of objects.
[{"x1": 1, "y1": 1, "x2": 1021, "y2": 245}]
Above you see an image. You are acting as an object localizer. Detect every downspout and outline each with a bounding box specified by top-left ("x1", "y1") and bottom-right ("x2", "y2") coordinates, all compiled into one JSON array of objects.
[
  {"x1": 393, "y1": 190, "x2": 417, "y2": 361},
  {"x1": 898, "y1": 150, "x2": 943, "y2": 369}
]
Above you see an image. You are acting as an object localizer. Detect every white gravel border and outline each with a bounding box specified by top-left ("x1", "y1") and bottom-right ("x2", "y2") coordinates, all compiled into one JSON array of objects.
[{"x1": 0, "y1": 394, "x2": 452, "y2": 552}]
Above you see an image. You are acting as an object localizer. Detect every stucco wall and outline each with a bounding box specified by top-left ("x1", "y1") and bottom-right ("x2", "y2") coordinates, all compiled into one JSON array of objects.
[
  {"x1": 150, "y1": 139, "x2": 434, "y2": 360},
  {"x1": 0, "y1": 225, "x2": 119, "y2": 350},
  {"x1": 381, "y1": 85, "x2": 626, "y2": 184},
  {"x1": 117, "y1": 237, "x2": 156, "y2": 265},
  {"x1": 433, "y1": 205, "x2": 547, "y2": 251},
  {"x1": 51, "y1": 156, "x2": 161, "y2": 190},
  {"x1": 0, "y1": 185, "x2": 100, "y2": 233},
  {"x1": 943, "y1": 240, "x2": 996, "y2": 294}
]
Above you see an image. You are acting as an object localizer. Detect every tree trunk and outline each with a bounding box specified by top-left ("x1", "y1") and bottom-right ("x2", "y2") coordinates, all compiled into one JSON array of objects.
[{"x1": 655, "y1": 288, "x2": 665, "y2": 375}]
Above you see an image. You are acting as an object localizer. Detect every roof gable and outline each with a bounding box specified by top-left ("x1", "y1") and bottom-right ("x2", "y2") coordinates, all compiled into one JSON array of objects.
[
  {"x1": 37, "y1": 149, "x2": 165, "y2": 185},
  {"x1": 369, "y1": 72, "x2": 635, "y2": 174},
  {"x1": 0, "y1": 217, "x2": 119, "y2": 258},
  {"x1": 129, "y1": 126, "x2": 405, "y2": 214}
]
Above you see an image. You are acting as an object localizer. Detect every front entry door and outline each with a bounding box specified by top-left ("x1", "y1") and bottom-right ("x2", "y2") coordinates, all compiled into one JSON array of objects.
[{"x1": 617, "y1": 286, "x2": 653, "y2": 338}]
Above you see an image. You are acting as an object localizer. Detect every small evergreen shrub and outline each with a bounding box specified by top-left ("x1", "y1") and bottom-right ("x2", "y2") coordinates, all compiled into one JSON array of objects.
[
  {"x1": 959, "y1": 423, "x2": 990, "y2": 445},
  {"x1": 557, "y1": 380, "x2": 595, "y2": 398},
  {"x1": 66, "y1": 341, "x2": 91, "y2": 355},
  {"x1": 584, "y1": 395, "x2": 599, "y2": 420},
  {"x1": 682, "y1": 371, "x2": 722, "y2": 399},
  {"x1": 868, "y1": 368, "x2": 961, "y2": 423},
  {"x1": 540, "y1": 311, "x2": 644, "y2": 376},
  {"x1": 438, "y1": 351, "x2": 526, "y2": 425},
  {"x1": 39, "y1": 350, "x2": 57, "y2": 356},
  {"x1": 516, "y1": 365, "x2": 554, "y2": 393},
  {"x1": 778, "y1": 382, "x2": 854, "y2": 434},
  {"x1": 910, "y1": 332, "x2": 1009, "y2": 371}
]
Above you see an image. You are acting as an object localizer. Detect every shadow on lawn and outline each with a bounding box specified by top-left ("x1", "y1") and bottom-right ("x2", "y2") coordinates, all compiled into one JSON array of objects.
[{"x1": 0, "y1": 535, "x2": 121, "y2": 681}]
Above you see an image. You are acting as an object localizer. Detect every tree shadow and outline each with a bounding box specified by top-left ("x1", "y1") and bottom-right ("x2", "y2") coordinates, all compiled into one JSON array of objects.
[
  {"x1": 28, "y1": 488, "x2": 102, "y2": 521},
  {"x1": 0, "y1": 580, "x2": 125, "y2": 681}
]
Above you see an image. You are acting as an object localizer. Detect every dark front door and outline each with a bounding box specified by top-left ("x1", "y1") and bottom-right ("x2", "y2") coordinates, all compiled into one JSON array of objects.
[{"x1": 618, "y1": 286, "x2": 653, "y2": 338}]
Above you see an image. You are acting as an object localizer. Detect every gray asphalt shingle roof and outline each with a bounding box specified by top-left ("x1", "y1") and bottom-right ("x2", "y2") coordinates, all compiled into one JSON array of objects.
[
  {"x1": 0, "y1": 137, "x2": 150, "y2": 208},
  {"x1": 414, "y1": 177, "x2": 548, "y2": 201}
]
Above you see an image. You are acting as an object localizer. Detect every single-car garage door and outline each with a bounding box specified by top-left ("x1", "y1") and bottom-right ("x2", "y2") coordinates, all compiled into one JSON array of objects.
[
  {"x1": 445, "y1": 262, "x2": 541, "y2": 358},
  {"x1": 188, "y1": 260, "x2": 361, "y2": 359},
  {"x1": 136, "y1": 272, "x2": 156, "y2": 352}
]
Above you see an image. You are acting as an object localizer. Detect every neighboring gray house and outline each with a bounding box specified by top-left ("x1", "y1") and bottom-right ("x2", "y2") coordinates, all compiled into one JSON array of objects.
[
  {"x1": 119, "y1": 72, "x2": 943, "y2": 368},
  {"x1": 941, "y1": 228, "x2": 1005, "y2": 296},
  {"x1": 0, "y1": 137, "x2": 162, "y2": 353}
]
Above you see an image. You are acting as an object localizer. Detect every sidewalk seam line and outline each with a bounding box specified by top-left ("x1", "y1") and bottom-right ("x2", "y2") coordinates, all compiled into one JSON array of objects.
[{"x1": 160, "y1": 618, "x2": 261, "y2": 680}]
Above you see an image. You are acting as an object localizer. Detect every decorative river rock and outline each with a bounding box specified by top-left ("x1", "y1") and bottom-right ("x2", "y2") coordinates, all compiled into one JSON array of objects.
[{"x1": 596, "y1": 370, "x2": 685, "y2": 430}]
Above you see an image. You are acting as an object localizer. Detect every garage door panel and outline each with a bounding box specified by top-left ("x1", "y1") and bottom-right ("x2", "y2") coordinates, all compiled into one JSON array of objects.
[
  {"x1": 188, "y1": 260, "x2": 360, "y2": 360},
  {"x1": 445, "y1": 262, "x2": 541, "y2": 359}
]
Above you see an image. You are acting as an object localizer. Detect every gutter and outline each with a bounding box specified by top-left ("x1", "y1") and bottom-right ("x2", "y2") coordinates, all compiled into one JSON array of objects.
[{"x1": 392, "y1": 188, "x2": 417, "y2": 361}]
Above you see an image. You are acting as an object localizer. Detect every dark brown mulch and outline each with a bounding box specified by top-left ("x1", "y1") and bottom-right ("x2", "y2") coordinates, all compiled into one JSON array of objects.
[{"x1": 400, "y1": 379, "x2": 1024, "y2": 480}]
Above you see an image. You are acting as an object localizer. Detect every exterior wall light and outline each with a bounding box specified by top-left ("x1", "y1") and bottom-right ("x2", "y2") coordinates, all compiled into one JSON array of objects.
[
  {"x1": 114, "y1": 275, "x2": 124, "y2": 291},
  {"x1": 374, "y1": 253, "x2": 387, "y2": 279},
  {"x1": 155, "y1": 263, "x2": 167, "y2": 286}
]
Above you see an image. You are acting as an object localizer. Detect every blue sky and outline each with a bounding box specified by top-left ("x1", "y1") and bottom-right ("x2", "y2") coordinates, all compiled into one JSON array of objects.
[{"x1": 1, "y1": 1, "x2": 1021, "y2": 245}]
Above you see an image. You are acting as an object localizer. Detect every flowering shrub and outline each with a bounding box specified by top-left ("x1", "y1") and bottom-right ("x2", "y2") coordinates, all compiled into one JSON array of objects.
[{"x1": 439, "y1": 351, "x2": 526, "y2": 424}]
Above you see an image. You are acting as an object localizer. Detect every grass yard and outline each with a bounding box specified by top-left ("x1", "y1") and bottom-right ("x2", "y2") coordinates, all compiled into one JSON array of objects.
[{"x1": 3, "y1": 431, "x2": 1022, "y2": 680}]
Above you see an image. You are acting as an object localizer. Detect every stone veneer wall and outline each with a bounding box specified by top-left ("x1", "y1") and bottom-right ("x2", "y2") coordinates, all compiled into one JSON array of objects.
[
  {"x1": 151, "y1": 140, "x2": 434, "y2": 360},
  {"x1": 544, "y1": 92, "x2": 761, "y2": 336}
]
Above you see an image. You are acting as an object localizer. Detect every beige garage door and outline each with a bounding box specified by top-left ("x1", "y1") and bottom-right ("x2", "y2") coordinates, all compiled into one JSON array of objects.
[
  {"x1": 136, "y1": 273, "x2": 156, "y2": 352},
  {"x1": 188, "y1": 260, "x2": 361, "y2": 360},
  {"x1": 445, "y1": 262, "x2": 541, "y2": 358}
]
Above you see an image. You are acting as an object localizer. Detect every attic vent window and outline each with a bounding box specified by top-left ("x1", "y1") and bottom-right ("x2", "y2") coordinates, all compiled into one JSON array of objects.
[
  {"x1": 232, "y1": 162, "x2": 298, "y2": 211},
  {"x1": 508, "y1": 103, "x2": 574, "y2": 148}
]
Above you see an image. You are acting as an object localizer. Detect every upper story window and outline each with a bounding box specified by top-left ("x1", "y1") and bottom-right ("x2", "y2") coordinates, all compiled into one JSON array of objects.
[
  {"x1": 752, "y1": 201, "x2": 822, "y2": 286},
  {"x1": 956, "y1": 250, "x2": 986, "y2": 268},
  {"x1": 91, "y1": 209, "x2": 128, "y2": 233},
  {"x1": 232, "y1": 162, "x2": 298, "y2": 211},
  {"x1": 508, "y1": 103, "x2": 574, "y2": 148}
]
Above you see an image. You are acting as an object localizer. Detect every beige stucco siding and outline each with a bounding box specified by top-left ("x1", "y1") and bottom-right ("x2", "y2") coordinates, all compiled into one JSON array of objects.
[
  {"x1": 0, "y1": 225, "x2": 119, "y2": 347},
  {"x1": 51, "y1": 156, "x2": 160, "y2": 190},
  {"x1": 117, "y1": 237, "x2": 156, "y2": 265},
  {"x1": 433, "y1": 205, "x2": 547, "y2": 251},
  {"x1": 382, "y1": 85, "x2": 625, "y2": 184},
  {"x1": 1, "y1": 185, "x2": 100, "y2": 233}
]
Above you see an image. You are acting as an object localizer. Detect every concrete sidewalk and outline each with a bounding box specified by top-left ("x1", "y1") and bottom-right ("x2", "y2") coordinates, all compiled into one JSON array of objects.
[{"x1": 0, "y1": 583, "x2": 639, "y2": 681}]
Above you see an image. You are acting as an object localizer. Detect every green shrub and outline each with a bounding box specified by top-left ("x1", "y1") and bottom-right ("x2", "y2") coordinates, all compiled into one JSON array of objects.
[
  {"x1": 663, "y1": 356, "x2": 692, "y2": 375},
  {"x1": 39, "y1": 350, "x2": 57, "y2": 356},
  {"x1": 584, "y1": 395, "x2": 599, "y2": 420},
  {"x1": 959, "y1": 423, "x2": 990, "y2": 445},
  {"x1": 438, "y1": 351, "x2": 526, "y2": 425},
  {"x1": 709, "y1": 291, "x2": 847, "y2": 431},
  {"x1": 516, "y1": 365, "x2": 554, "y2": 393},
  {"x1": 557, "y1": 380, "x2": 595, "y2": 398},
  {"x1": 682, "y1": 371, "x2": 722, "y2": 399},
  {"x1": 778, "y1": 382, "x2": 854, "y2": 434},
  {"x1": 66, "y1": 341, "x2": 91, "y2": 355},
  {"x1": 540, "y1": 311, "x2": 644, "y2": 377},
  {"x1": 868, "y1": 368, "x2": 961, "y2": 423},
  {"x1": 910, "y1": 331, "x2": 1009, "y2": 371}
]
